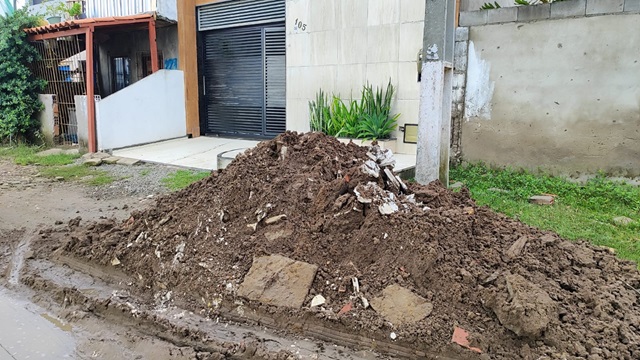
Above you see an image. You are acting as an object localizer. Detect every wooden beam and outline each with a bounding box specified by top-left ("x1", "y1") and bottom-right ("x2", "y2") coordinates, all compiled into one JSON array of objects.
[
  {"x1": 149, "y1": 19, "x2": 159, "y2": 73},
  {"x1": 86, "y1": 27, "x2": 97, "y2": 153},
  {"x1": 178, "y1": 0, "x2": 200, "y2": 137},
  {"x1": 27, "y1": 27, "x2": 86, "y2": 41}
]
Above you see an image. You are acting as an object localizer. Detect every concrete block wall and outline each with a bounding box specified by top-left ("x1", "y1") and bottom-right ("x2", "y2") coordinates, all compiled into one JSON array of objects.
[
  {"x1": 286, "y1": 0, "x2": 425, "y2": 155},
  {"x1": 460, "y1": 0, "x2": 639, "y2": 26},
  {"x1": 458, "y1": 11, "x2": 640, "y2": 176}
]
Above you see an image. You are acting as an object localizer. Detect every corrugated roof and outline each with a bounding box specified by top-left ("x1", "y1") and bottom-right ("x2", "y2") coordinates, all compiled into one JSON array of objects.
[{"x1": 25, "y1": 13, "x2": 154, "y2": 35}]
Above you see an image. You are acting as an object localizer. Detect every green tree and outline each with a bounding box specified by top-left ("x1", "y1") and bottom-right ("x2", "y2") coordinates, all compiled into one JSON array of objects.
[{"x1": 0, "y1": 9, "x2": 45, "y2": 143}]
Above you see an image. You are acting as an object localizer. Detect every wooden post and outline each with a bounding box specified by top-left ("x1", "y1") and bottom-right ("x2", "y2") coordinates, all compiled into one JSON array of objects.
[
  {"x1": 178, "y1": 0, "x2": 200, "y2": 138},
  {"x1": 86, "y1": 26, "x2": 97, "y2": 153},
  {"x1": 149, "y1": 19, "x2": 159, "y2": 73}
]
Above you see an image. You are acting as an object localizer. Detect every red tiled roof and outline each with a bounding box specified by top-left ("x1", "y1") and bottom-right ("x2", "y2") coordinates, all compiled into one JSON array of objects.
[{"x1": 25, "y1": 13, "x2": 154, "y2": 35}]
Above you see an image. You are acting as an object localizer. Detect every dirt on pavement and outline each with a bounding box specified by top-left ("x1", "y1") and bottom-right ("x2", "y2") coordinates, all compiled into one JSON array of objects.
[{"x1": 37, "y1": 132, "x2": 640, "y2": 359}]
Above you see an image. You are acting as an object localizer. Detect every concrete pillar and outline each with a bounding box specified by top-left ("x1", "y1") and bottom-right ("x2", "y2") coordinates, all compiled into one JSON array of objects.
[{"x1": 416, "y1": 0, "x2": 455, "y2": 185}]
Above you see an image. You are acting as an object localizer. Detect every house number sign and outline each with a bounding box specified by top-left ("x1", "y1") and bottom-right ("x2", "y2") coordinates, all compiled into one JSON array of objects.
[{"x1": 293, "y1": 18, "x2": 307, "y2": 32}]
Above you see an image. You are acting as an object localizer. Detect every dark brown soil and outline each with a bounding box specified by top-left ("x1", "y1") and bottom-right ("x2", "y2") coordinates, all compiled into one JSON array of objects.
[{"x1": 52, "y1": 132, "x2": 639, "y2": 359}]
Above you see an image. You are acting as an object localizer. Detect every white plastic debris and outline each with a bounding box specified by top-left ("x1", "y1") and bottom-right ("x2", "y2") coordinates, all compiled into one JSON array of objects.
[
  {"x1": 390, "y1": 332, "x2": 397, "y2": 340},
  {"x1": 310, "y1": 295, "x2": 326, "y2": 307}
]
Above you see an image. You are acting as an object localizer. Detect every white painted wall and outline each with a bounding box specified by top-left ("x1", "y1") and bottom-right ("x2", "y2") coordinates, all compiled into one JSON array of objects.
[
  {"x1": 158, "y1": 0, "x2": 177, "y2": 21},
  {"x1": 285, "y1": 0, "x2": 426, "y2": 154},
  {"x1": 96, "y1": 70, "x2": 186, "y2": 150}
]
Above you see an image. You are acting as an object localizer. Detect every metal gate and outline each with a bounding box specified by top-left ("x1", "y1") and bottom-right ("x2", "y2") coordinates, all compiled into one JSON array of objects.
[{"x1": 198, "y1": 0, "x2": 286, "y2": 138}]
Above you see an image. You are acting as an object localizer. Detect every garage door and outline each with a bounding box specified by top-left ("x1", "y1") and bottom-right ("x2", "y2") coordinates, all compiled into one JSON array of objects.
[{"x1": 198, "y1": 0, "x2": 286, "y2": 138}]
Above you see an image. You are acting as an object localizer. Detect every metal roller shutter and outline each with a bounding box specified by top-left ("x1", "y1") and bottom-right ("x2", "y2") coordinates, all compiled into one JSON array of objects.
[
  {"x1": 198, "y1": 1, "x2": 286, "y2": 138},
  {"x1": 198, "y1": 0, "x2": 285, "y2": 31}
]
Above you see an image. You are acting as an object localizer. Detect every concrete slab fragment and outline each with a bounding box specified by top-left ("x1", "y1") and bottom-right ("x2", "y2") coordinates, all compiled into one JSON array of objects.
[
  {"x1": 370, "y1": 284, "x2": 433, "y2": 326},
  {"x1": 83, "y1": 158, "x2": 102, "y2": 166},
  {"x1": 116, "y1": 157, "x2": 141, "y2": 166},
  {"x1": 103, "y1": 157, "x2": 121, "y2": 164},
  {"x1": 238, "y1": 255, "x2": 318, "y2": 309}
]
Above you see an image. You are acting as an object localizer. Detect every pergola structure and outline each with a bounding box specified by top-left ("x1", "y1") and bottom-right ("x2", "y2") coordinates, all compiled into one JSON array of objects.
[{"x1": 25, "y1": 13, "x2": 160, "y2": 152}]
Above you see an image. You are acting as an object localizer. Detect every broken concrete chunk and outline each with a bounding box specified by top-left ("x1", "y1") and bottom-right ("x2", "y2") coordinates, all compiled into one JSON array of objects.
[
  {"x1": 361, "y1": 160, "x2": 380, "y2": 178},
  {"x1": 237, "y1": 255, "x2": 318, "y2": 309},
  {"x1": 378, "y1": 202, "x2": 399, "y2": 215},
  {"x1": 265, "y1": 214, "x2": 287, "y2": 225},
  {"x1": 310, "y1": 294, "x2": 326, "y2": 307},
  {"x1": 529, "y1": 195, "x2": 554, "y2": 205},
  {"x1": 83, "y1": 158, "x2": 102, "y2": 166},
  {"x1": 613, "y1": 216, "x2": 633, "y2": 226},
  {"x1": 103, "y1": 156, "x2": 120, "y2": 164},
  {"x1": 370, "y1": 284, "x2": 433, "y2": 326},
  {"x1": 383, "y1": 168, "x2": 400, "y2": 188},
  {"x1": 117, "y1": 157, "x2": 141, "y2": 166},
  {"x1": 449, "y1": 181, "x2": 464, "y2": 189},
  {"x1": 504, "y1": 236, "x2": 528, "y2": 261},
  {"x1": 486, "y1": 274, "x2": 556, "y2": 339}
]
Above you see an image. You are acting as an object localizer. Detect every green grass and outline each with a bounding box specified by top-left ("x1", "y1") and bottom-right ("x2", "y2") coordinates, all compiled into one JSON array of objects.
[
  {"x1": 162, "y1": 170, "x2": 210, "y2": 191},
  {"x1": 451, "y1": 164, "x2": 640, "y2": 264},
  {"x1": 0, "y1": 145, "x2": 80, "y2": 166},
  {"x1": 39, "y1": 165, "x2": 114, "y2": 186}
]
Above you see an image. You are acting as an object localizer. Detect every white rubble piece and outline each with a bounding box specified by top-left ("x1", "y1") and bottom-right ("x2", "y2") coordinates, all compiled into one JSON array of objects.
[
  {"x1": 368, "y1": 145, "x2": 396, "y2": 169},
  {"x1": 361, "y1": 160, "x2": 380, "y2": 178},
  {"x1": 310, "y1": 294, "x2": 326, "y2": 307},
  {"x1": 353, "y1": 182, "x2": 400, "y2": 215}
]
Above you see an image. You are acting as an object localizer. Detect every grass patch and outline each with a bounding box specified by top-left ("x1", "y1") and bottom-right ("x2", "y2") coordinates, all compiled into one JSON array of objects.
[
  {"x1": 40, "y1": 165, "x2": 115, "y2": 186},
  {"x1": 451, "y1": 164, "x2": 640, "y2": 264},
  {"x1": 0, "y1": 145, "x2": 80, "y2": 166},
  {"x1": 139, "y1": 169, "x2": 151, "y2": 176},
  {"x1": 162, "y1": 170, "x2": 210, "y2": 191}
]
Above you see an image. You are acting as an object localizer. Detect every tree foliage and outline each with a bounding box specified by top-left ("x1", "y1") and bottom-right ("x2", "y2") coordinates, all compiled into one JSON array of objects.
[{"x1": 0, "y1": 9, "x2": 45, "y2": 142}]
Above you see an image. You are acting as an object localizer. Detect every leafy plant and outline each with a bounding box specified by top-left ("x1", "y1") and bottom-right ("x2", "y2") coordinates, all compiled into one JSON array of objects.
[
  {"x1": 480, "y1": 2, "x2": 501, "y2": 9},
  {"x1": 0, "y1": 9, "x2": 46, "y2": 143},
  {"x1": 309, "y1": 89, "x2": 332, "y2": 134},
  {"x1": 43, "y1": 0, "x2": 82, "y2": 19},
  {"x1": 309, "y1": 80, "x2": 400, "y2": 140},
  {"x1": 357, "y1": 112, "x2": 400, "y2": 140}
]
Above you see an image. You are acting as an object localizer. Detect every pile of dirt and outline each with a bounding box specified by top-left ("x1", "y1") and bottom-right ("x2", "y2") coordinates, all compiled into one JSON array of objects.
[{"x1": 50, "y1": 132, "x2": 639, "y2": 358}]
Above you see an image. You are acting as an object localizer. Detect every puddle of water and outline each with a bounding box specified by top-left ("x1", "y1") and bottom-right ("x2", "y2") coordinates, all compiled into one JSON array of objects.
[
  {"x1": 41, "y1": 313, "x2": 73, "y2": 332},
  {"x1": 8, "y1": 232, "x2": 31, "y2": 286},
  {"x1": 0, "y1": 290, "x2": 75, "y2": 359}
]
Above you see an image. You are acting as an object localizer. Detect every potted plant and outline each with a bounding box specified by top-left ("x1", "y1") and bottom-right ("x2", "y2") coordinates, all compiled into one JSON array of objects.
[{"x1": 43, "y1": 1, "x2": 82, "y2": 23}]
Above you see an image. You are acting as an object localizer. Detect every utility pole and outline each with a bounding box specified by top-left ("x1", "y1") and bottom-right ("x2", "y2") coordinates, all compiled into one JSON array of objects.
[{"x1": 415, "y1": 0, "x2": 455, "y2": 185}]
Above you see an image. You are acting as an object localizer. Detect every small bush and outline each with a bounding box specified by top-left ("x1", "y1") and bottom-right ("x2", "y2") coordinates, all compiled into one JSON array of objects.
[
  {"x1": 309, "y1": 80, "x2": 400, "y2": 140},
  {"x1": 0, "y1": 9, "x2": 46, "y2": 143}
]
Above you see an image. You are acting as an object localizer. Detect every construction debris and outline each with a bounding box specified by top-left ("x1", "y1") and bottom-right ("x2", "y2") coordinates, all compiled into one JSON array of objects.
[{"x1": 58, "y1": 132, "x2": 640, "y2": 359}]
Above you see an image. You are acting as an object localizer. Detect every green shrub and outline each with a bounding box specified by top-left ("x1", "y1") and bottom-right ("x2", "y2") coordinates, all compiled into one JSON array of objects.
[
  {"x1": 0, "y1": 9, "x2": 46, "y2": 143},
  {"x1": 309, "y1": 80, "x2": 400, "y2": 140}
]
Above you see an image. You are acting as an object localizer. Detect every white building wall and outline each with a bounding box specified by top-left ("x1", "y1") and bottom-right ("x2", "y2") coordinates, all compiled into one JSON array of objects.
[
  {"x1": 286, "y1": 0, "x2": 425, "y2": 154},
  {"x1": 95, "y1": 70, "x2": 186, "y2": 150}
]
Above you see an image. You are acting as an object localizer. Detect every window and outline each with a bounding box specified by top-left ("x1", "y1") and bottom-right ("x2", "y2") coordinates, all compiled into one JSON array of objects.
[
  {"x1": 140, "y1": 52, "x2": 164, "y2": 78},
  {"x1": 112, "y1": 57, "x2": 130, "y2": 92}
]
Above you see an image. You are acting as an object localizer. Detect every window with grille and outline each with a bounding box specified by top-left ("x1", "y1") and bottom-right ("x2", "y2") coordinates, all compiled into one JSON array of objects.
[{"x1": 112, "y1": 57, "x2": 130, "y2": 92}]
